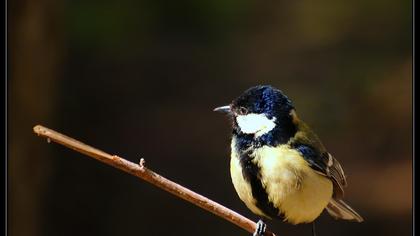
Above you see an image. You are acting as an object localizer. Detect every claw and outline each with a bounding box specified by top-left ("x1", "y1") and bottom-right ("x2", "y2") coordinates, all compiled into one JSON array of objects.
[{"x1": 253, "y1": 219, "x2": 266, "y2": 236}]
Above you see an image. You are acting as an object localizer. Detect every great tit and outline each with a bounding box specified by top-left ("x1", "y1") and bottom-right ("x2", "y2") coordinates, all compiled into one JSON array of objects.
[{"x1": 214, "y1": 85, "x2": 363, "y2": 236}]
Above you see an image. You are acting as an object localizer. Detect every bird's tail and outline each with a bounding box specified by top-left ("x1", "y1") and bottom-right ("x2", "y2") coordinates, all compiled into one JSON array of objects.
[{"x1": 326, "y1": 198, "x2": 364, "y2": 222}]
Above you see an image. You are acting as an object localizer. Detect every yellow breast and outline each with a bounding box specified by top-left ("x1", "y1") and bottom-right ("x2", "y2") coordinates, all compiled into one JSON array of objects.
[
  {"x1": 230, "y1": 151, "x2": 269, "y2": 218},
  {"x1": 230, "y1": 139, "x2": 333, "y2": 224}
]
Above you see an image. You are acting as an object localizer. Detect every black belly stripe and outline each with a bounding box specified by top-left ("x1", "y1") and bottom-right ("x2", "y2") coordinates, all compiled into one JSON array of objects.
[{"x1": 239, "y1": 151, "x2": 282, "y2": 219}]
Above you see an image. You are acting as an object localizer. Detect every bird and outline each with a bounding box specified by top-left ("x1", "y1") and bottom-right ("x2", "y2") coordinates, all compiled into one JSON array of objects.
[{"x1": 214, "y1": 85, "x2": 363, "y2": 236}]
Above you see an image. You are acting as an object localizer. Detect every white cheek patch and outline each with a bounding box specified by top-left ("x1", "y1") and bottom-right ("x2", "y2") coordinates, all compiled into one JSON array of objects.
[{"x1": 236, "y1": 113, "x2": 277, "y2": 137}]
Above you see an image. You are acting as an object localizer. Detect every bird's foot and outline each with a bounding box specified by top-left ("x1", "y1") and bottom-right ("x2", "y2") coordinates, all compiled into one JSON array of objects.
[
  {"x1": 312, "y1": 220, "x2": 317, "y2": 236},
  {"x1": 253, "y1": 219, "x2": 266, "y2": 236}
]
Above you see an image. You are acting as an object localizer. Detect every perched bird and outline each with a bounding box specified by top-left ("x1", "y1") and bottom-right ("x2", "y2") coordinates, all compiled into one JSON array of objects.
[{"x1": 214, "y1": 85, "x2": 363, "y2": 236}]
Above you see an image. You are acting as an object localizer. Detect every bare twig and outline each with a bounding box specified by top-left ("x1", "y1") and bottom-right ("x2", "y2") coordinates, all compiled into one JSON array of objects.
[{"x1": 33, "y1": 125, "x2": 276, "y2": 236}]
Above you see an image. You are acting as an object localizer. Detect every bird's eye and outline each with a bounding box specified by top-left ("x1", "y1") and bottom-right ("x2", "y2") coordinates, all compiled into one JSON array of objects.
[{"x1": 238, "y1": 107, "x2": 248, "y2": 115}]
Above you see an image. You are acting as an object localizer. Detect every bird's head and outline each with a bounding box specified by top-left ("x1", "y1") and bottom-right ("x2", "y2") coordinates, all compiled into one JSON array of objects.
[{"x1": 215, "y1": 85, "x2": 295, "y2": 138}]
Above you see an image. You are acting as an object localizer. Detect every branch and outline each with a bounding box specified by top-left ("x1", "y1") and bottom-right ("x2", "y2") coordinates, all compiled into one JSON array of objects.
[{"x1": 33, "y1": 125, "x2": 276, "y2": 236}]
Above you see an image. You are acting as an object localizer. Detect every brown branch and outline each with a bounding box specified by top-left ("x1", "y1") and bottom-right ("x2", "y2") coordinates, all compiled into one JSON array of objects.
[{"x1": 33, "y1": 125, "x2": 276, "y2": 236}]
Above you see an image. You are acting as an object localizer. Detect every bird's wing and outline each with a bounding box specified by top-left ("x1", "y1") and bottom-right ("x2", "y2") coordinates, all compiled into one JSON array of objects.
[
  {"x1": 292, "y1": 143, "x2": 346, "y2": 198},
  {"x1": 289, "y1": 119, "x2": 347, "y2": 198}
]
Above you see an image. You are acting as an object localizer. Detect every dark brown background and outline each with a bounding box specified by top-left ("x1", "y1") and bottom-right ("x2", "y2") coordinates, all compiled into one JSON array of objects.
[{"x1": 9, "y1": 1, "x2": 412, "y2": 236}]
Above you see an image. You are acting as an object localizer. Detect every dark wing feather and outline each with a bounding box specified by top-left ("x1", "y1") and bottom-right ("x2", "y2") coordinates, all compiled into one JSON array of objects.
[
  {"x1": 289, "y1": 114, "x2": 347, "y2": 198},
  {"x1": 288, "y1": 111, "x2": 362, "y2": 221},
  {"x1": 326, "y1": 152, "x2": 347, "y2": 195}
]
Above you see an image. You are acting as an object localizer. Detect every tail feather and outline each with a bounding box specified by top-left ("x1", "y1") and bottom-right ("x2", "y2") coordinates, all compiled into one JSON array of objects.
[{"x1": 326, "y1": 199, "x2": 364, "y2": 222}]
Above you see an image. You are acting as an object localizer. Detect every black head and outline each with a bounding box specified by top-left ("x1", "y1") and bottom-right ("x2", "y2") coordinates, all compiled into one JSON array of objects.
[
  {"x1": 215, "y1": 85, "x2": 297, "y2": 147},
  {"x1": 230, "y1": 85, "x2": 294, "y2": 119}
]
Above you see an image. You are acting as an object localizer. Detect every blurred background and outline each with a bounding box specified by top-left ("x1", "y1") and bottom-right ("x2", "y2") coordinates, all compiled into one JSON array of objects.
[{"x1": 8, "y1": 0, "x2": 412, "y2": 236}]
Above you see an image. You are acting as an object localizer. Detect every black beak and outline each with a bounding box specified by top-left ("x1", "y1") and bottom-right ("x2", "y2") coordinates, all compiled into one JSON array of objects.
[{"x1": 213, "y1": 105, "x2": 231, "y2": 114}]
